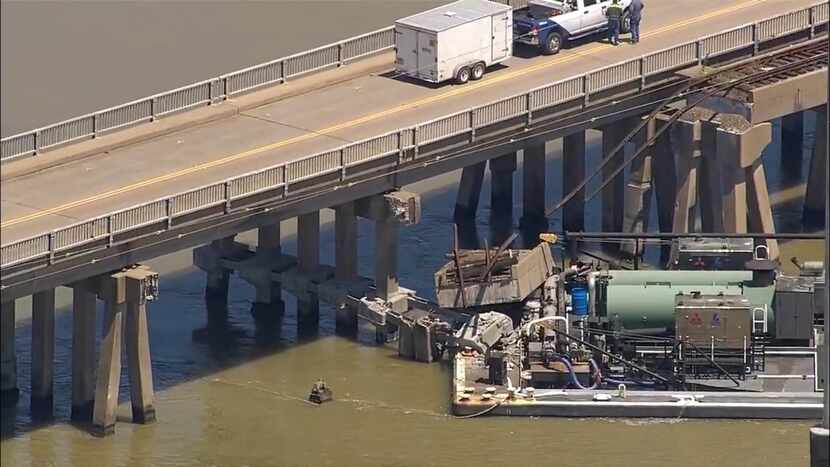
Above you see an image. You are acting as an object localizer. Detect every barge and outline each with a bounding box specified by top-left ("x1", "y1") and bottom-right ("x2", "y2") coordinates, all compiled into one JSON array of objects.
[{"x1": 433, "y1": 235, "x2": 825, "y2": 419}]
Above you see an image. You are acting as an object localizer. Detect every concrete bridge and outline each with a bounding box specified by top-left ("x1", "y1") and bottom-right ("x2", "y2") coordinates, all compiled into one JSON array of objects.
[{"x1": 1, "y1": 0, "x2": 828, "y2": 436}]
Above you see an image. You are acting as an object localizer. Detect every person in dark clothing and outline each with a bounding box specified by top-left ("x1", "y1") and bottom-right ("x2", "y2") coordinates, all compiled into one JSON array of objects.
[
  {"x1": 605, "y1": 0, "x2": 623, "y2": 46},
  {"x1": 629, "y1": 0, "x2": 644, "y2": 44}
]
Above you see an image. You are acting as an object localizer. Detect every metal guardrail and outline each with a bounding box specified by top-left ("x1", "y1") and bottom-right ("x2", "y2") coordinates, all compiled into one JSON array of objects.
[
  {"x1": 1, "y1": 3, "x2": 827, "y2": 270},
  {"x1": 0, "y1": 27, "x2": 397, "y2": 162}
]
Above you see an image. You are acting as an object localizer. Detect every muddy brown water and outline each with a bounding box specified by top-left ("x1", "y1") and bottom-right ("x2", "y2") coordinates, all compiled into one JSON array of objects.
[{"x1": 1, "y1": 2, "x2": 822, "y2": 466}]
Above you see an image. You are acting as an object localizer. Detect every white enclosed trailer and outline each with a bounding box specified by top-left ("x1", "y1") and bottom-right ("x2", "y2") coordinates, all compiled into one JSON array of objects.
[{"x1": 395, "y1": 0, "x2": 513, "y2": 84}]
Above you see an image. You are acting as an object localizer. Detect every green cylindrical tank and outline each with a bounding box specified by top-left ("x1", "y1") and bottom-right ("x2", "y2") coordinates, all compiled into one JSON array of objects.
[{"x1": 596, "y1": 270, "x2": 776, "y2": 332}]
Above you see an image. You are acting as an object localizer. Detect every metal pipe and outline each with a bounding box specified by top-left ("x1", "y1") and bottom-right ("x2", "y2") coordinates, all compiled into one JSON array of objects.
[
  {"x1": 587, "y1": 272, "x2": 598, "y2": 320},
  {"x1": 524, "y1": 315, "x2": 569, "y2": 336}
]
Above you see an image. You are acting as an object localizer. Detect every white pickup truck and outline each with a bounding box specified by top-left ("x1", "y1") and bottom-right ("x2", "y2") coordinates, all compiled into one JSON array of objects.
[{"x1": 514, "y1": 0, "x2": 632, "y2": 55}]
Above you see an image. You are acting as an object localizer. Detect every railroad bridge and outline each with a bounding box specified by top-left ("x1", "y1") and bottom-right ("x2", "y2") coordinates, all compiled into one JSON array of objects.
[{"x1": 1, "y1": 0, "x2": 827, "y2": 435}]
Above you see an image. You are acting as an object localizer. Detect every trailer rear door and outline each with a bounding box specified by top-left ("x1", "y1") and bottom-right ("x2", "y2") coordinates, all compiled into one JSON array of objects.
[
  {"x1": 417, "y1": 30, "x2": 437, "y2": 80},
  {"x1": 491, "y1": 11, "x2": 510, "y2": 61}
]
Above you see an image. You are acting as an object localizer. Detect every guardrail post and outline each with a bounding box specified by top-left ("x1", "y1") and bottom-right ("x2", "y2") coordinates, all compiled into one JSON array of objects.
[
  {"x1": 341, "y1": 149, "x2": 347, "y2": 180},
  {"x1": 696, "y1": 41, "x2": 702, "y2": 65},
  {"x1": 809, "y1": 7, "x2": 815, "y2": 38},
  {"x1": 107, "y1": 216, "x2": 113, "y2": 247},
  {"x1": 639, "y1": 58, "x2": 646, "y2": 90},
  {"x1": 208, "y1": 80, "x2": 215, "y2": 105},
  {"x1": 222, "y1": 77, "x2": 229, "y2": 101},
  {"x1": 33, "y1": 130, "x2": 40, "y2": 156},
  {"x1": 397, "y1": 131, "x2": 404, "y2": 164},
  {"x1": 92, "y1": 113, "x2": 98, "y2": 139},
  {"x1": 282, "y1": 166, "x2": 289, "y2": 197},
  {"x1": 150, "y1": 98, "x2": 157, "y2": 122},
  {"x1": 413, "y1": 126, "x2": 420, "y2": 158},
  {"x1": 583, "y1": 76, "x2": 590, "y2": 108},
  {"x1": 280, "y1": 61, "x2": 287, "y2": 83},
  {"x1": 47, "y1": 232, "x2": 54, "y2": 265},
  {"x1": 223, "y1": 182, "x2": 231, "y2": 214},
  {"x1": 338, "y1": 43, "x2": 345, "y2": 67},
  {"x1": 165, "y1": 199, "x2": 172, "y2": 229},
  {"x1": 469, "y1": 111, "x2": 476, "y2": 143},
  {"x1": 751, "y1": 23, "x2": 759, "y2": 55},
  {"x1": 525, "y1": 93, "x2": 533, "y2": 127}
]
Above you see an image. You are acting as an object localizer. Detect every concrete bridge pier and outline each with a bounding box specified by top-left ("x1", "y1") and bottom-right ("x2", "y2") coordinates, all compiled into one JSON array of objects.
[
  {"x1": 520, "y1": 143, "x2": 548, "y2": 235},
  {"x1": 781, "y1": 112, "x2": 804, "y2": 177},
  {"x1": 194, "y1": 236, "x2": 240, "y2": 334},
  {"x1": 715, "y1": 118, "x2": 777, "y2": 258},
  {"x1": 454, "y1": 161, "x2": 486, "y2": 223},
  {"x1": 621, "y1": 119, "x2": 656, "y2": 257},
  {"x1": 297, "y1": 211, "x2": 321, "y2": 338},
  {"x1": 1, "y1": 299, "x2": 18, "y2": 407},
  {"x1": 31, "y1": 288, "x2": 56, "y2": 418},
  {"x1": 248, "y1": 223, "x2": 285, "y2": 339},
  {"x1": 698, "y1": 119, "x2": 725, "y2": 233},
  {"x1": 489, "y1": 153, "x2": 516, "y2": 245},
  {"x1": 335, "y1": 203, "x2": 359, "y2": 336},
  {"x1": 71, "y1": 282, "x2": 97, "y2": 421},
  {"x1": 804, "y1": 106, "x2": 827, "y2": 228},
  {"x1": 87, "y1": 266, "x2": 158, "y2": 436},
  {"x1": 562, "y1": 131, "x2": 586, "y2": 233}
]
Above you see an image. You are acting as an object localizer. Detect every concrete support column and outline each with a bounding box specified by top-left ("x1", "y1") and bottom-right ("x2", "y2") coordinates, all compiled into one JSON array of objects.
[
  {"x1": 489, "y1": 153, "x2": 517, "y2": 244},
  {"x1": 490, "y1": 153, "x2": 516, "y2": 217},
  {"x1": 804, "y1": 107, "x2": 827, "y2": 228},
  {"x1": 781, "y1": 112, "x2": 804, "y2": 176},
  {"x1": 562, "y1": 131, "x2": 586, "y2": 233},
  {"x1": 521, "y1": 143, "x2": 548, "y2": 230},
  {"x1": 670, "y1": 118, "x2": 702, "y2": 235},
  {"x1": 253, "y1": 223, "x2": 283, "y2": 309},
  {"x1": 297, "y1": 211, "x2": 321, "y2": 336},
  {"x1": 375, "y1": 220, "x2": 399, "y2": 301},
  {"x1": 621, "y1": 119, "x2": 655, "y2": 257},
  {"x1": 71, "y1": 284, "x2": 96, "y2": 421},
  {"x1": 747, "y1": 161, "x2": 780, "y2": 260},
  {"x1": 715, "y1": 119, "x2": 775, "y2": 257},
  {"x1": 652, "y1": 117, "x2": 677, "y2": 233},
  {"x1": 698, "y1": 120, "x2": 725, "y2": 232},
  {"x1": 335, "y1": 203, "x2": 358, "y2": 282},
  {"x1": 204, "y1": 236, "x2": 235, "y2": 301},
  {"x1": 93, "y1": 275, "x2": 126, "y2": 437},
  {"x1": 454, "y1": 162, "x2": 486, "y2": 222},
  {"x1": 335, "y1": 203, "x2": 359, "y2": 336},
  {"x1": 125, "y1": 270, "x2": 156, "y2": 425},
  {"x1": 0, "y1": 300, "x2": 18, "y2": 407},
  {"x1": 601, "y1": 118, "x2": 638, "y2": 234},
  {"x1": 31, "y1": 289, "x2": 56, "y2": 417}
]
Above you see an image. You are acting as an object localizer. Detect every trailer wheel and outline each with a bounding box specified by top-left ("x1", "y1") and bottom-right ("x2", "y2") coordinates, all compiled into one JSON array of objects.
[
  {"x1": 541, "y1": 32, "x2": 563, "y2": 55},
  {"x1": 455, "y1": 66, "x2": 471, "y2": 84},
  {"x1": 470, "y1": 62, "x2": 486, "y2": 80}
]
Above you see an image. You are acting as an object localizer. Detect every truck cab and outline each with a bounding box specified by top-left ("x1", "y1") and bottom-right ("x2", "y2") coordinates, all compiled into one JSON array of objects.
[{"x1": 514, "y1": 0, "x2": 632, "y2": 55}]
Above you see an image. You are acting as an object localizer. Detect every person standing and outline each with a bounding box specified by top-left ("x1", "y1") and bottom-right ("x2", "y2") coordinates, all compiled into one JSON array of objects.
[
  {"x1": 605, "y1": 0, "x2": 624, "y2": 46},
  {"x1": 629, "y1": 0, "x2": 644, "y2": 44}
]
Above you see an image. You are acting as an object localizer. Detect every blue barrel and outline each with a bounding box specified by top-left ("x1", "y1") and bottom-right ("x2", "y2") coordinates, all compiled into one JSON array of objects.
[{"x1": 570, "y1": 286, "x2": 589, "y2": 316}]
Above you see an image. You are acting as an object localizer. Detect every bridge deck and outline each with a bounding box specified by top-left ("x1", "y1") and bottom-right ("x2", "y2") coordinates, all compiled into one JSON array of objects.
[{"x1": 0, "y1": 0, "x2": 819, "y2": 246}]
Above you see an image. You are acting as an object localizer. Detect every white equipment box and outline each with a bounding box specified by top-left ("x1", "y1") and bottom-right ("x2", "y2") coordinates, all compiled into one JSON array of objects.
[{"x1": 395, "y1": 0, "x2": 513, "y2": 84}]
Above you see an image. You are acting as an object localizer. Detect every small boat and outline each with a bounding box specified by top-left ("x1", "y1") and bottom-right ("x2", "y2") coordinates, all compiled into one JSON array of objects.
[{"x1": 308, "y1": 379, "x2": 333, "y2": 404}]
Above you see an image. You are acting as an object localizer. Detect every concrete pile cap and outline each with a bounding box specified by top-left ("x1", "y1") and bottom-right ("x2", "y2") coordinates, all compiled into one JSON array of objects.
[{"x1": 716, "y1": 113, "x2": 752, "y2": 132}]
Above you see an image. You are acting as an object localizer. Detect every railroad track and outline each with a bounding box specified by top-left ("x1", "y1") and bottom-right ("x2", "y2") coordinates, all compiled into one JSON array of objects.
[{"x1": 708, "y1": 39, "x2": 828, "y2": 91}]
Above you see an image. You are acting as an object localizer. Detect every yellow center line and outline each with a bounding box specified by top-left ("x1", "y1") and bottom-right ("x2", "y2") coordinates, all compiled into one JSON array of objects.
[{"x1": 2, "y1": 0, "x2": 766, "y2": 229}]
